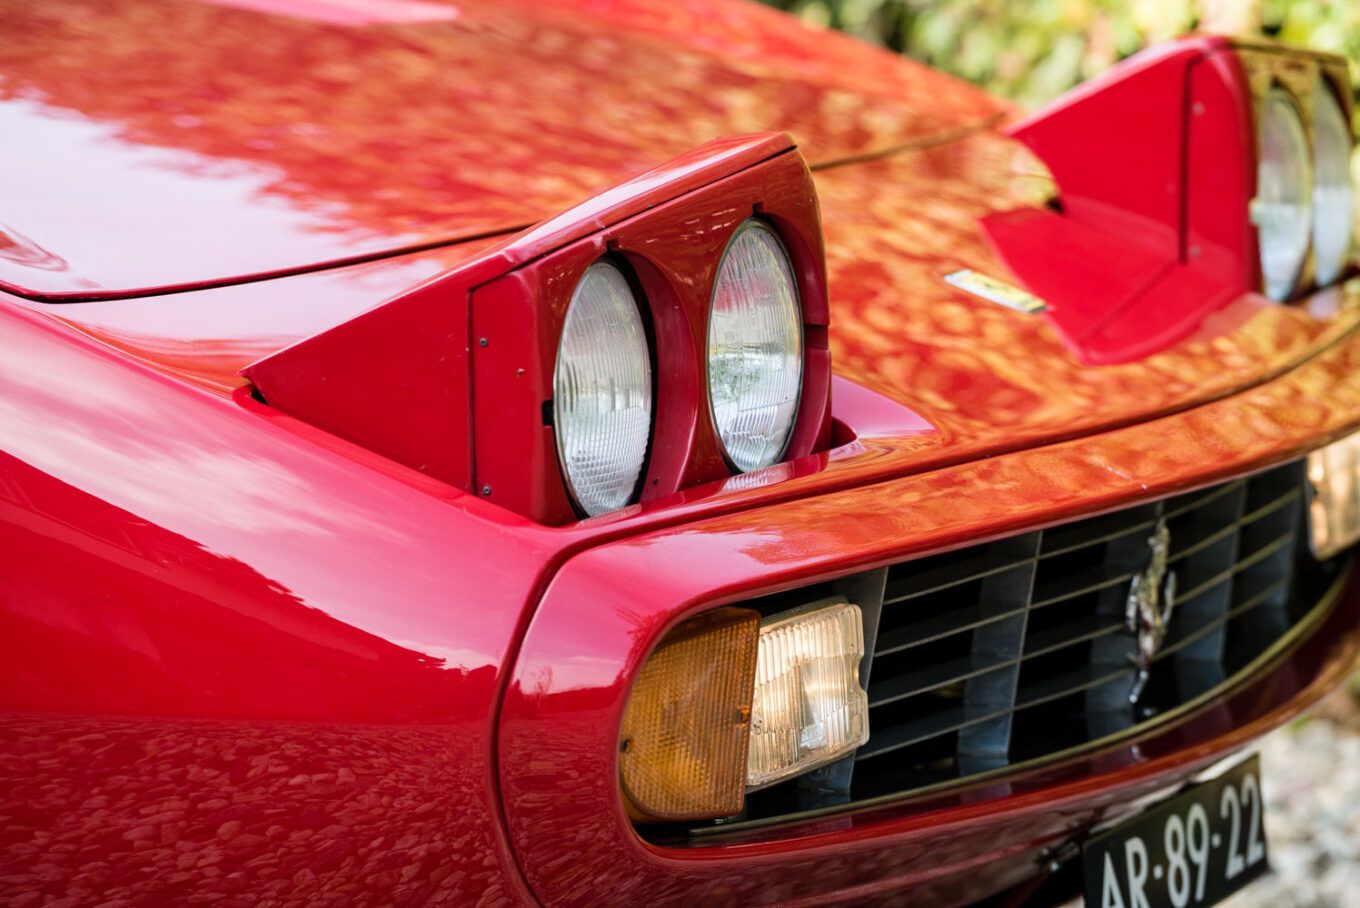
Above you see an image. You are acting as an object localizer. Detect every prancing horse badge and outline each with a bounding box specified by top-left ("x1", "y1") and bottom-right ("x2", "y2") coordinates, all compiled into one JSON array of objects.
[{"x1": 1125, "y1": 520, "x2": 1177, "y2": 705}]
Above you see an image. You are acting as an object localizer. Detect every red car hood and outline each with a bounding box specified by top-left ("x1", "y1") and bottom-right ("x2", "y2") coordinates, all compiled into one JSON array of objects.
[
  {"x1": 24, "y1": 127, "x2": 1359, "y2": 490},
  {"x1": 0, "y1": 0, "x2": 1001, "y2": 300},
  {"x1": 6, "y1": 0, "x2": 1354, "y2": 484}
]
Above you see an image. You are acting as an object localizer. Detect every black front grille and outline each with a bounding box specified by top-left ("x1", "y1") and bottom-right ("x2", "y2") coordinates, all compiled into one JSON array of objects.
[{"x1": 709, "y1": 460, "x2": 1342, "y2": 830}]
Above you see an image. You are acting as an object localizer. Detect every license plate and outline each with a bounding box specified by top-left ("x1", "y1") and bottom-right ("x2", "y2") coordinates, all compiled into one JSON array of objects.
[{"x1": 1082, "y1": 755, "x2": 1269, "y2": 908}]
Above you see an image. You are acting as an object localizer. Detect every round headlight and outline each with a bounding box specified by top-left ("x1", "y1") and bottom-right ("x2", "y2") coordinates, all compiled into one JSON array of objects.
[
  {"x1": 553, "y1": 262, "x2": 652, "y2": 516},
  {"x1": 1255, "y1": 87, "x2": 1313, "y2": 301},
  {"x1": 1312, "y1": 83, "x2": 1355, "y2": 287},
  {"x1": 707, "y1": 220, "x2": 803, "y2": 473}
]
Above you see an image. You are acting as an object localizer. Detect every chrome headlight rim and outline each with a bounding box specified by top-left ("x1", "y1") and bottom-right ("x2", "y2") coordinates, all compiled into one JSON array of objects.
[
  {"x1": 1311, "y1": 78, "x2": 1356, "y2": 289},
  {"x1": 705, "y1": 217, "x2": 806, "y2": 475},
  {"x1": 1255, "y1": 85, "x2": 1315, "y2": 302},
  {"x1": 552, "y1": 259, "x2": 655, "y2": 517}
]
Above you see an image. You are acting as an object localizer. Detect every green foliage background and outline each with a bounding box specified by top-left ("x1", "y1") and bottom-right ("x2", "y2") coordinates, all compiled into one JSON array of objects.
[{"x1": 762, "y1": 0, "x2": 1358, "y2": 120}]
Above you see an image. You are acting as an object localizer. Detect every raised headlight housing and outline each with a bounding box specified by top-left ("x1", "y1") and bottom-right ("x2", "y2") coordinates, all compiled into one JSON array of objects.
[
  {"x1": 981, "y1": 38, "x2": 1353, "y2": 365},
  {"x1": 553, "y1": 261, "x2": 653, "y2": 517},
  {"x1": 707, "y1": 220, "x2": 804, "y2": 473},
  {"x1": 247, "y1": 135, "x2": 833, "y2": 526},
  {"x1": 462, "y1": 136, "x2": 830, "y2": 525}
]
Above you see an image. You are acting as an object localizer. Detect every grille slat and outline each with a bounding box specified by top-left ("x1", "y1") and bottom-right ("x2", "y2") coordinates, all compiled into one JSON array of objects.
[
  {"x1": 1040, "y1": 507, "x2": 1159, "y2": 559},
  {"x1": 1156, "y1": 576, "x2": 1290, "y2": 660},
  {"x1": 1023, "y1": 614, "x2": 1125, "y2": 659},
  {"x1": 858, "y1": 704, "x2": 1011, "y2": 760},
  {"x1": 1015, "y1": 664, "x2": 1136, "y2": 710},
  {"x1": 1168, "y1": 519, "x2": 1241, "y2": 564},
  {"x1": 1241, "y1": 486, "x2": 1302, "y2": 525},
  {"x1": 723, "y1": 460, "x2": 1332, "y2": 828},
  {"x1": 854, "y1": 463, "x2": 1313, "y2": 794},
  {"x1": 874, "y1": 603, "x2": 1028, "y2": 654},
  {"x1": 1162, "y1": 479, "x2": 1249, "y2": 520},
  {"x1": 1173, "y1": 527, "x2": 1293, "y2": 605},
  {"x1": 1237, "y1": 528, "x2": 1295, "y2": 568},
  {"x1": 882, "y1": 552, "x2": 1033, "y2": 604},
  {"x1": 1030, "y1": 566, "x2": 1136, "y2": 609},
  {"x1": 1176, "y1": 568, "x2": 1236, "y2": 604},
  {"x1": 868, "y1": 653, "x2": 1012, "y2": 707}
]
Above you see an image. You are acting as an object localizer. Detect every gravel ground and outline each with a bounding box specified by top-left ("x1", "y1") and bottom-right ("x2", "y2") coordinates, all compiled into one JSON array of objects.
[{"x1": 1225, "y1": 684, "x2": 1360, "y2": 908}]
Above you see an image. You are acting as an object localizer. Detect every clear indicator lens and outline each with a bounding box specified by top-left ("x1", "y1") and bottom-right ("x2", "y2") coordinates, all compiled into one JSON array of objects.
[
  {"x1": 1308, "y1": 430, "x2": 1360, "y2": 559},
  {"x1": 746, "y1": 599, "x2": 869, "y2": 789},
  {"x1": 707, "y1": 220, "x2": 804, "y2": 473},
  {"x1": 1256, "y1": 88, "x2": 1313, "y2": 301},
  {"x1": 1312, "y1": 84, "x2": 1355, "y2": 287},
  {"x1": 553, "y1": 262, "x2": 652, "y2": 517}
]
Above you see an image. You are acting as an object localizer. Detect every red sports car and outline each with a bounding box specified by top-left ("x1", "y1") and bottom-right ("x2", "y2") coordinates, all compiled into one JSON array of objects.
[{"x1": 1, "y1": 1, "x2": 1356, "y2": 906}]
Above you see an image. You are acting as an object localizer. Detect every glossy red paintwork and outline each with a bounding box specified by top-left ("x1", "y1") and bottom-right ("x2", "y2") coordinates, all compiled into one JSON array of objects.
[
  {"x1": 500, "y1": 320, "x2": 1360, "y2": 904},
  {"x1": 245, "y1": 133, "x2": 832, "y2": 523},
  {"x1": 0, "y1": 0, "x2": 1002, "y2": 299},
  {"x1": 503, "y1": 577, "x2": 1360, "y2": 905},
  {"x1": 18, "y1": 129, "x2": 1360, "y2": 539},
  {"x1": 3, "y1": 3, "x2": 1360, "y2": 906},
  {"x1": 9, "y1": 268, "x2": 1360, "y2": 904},
  {"x1": 1007, "y1": 39, "x2": 1212, "y2": 254},
  {"x1": 0, "y1": 300, "x2": 551, "y2": 904},
  {"x1": 1186, "y1": 47, "x2": 1259, "y2": 294}
]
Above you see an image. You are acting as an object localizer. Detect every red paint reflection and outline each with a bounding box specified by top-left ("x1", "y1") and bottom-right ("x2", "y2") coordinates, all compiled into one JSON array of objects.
[{"x1": 0, "y1": 0, "x2": 999, "y2": 297}]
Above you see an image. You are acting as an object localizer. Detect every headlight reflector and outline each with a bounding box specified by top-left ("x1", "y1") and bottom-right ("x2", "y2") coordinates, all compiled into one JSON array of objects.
[
  {"x1": 553, "y1": 262, "x2": 652, "y2": 517},
  {"x1": 1255, "y1": 87, "x2": 1313, "y2": 301},
  {"x1": 1312, "y1": 83, "x2": 1355, "y2": 288},
  {"x1": 707, "y1": 220, "x2": 804, "y2": 473},
  {"x1": 1307, "y1": 430, "x2": 1360, "y2": 559},
  {"x1": 746, "y1": 599, "x2": 869, "y2": 789}
]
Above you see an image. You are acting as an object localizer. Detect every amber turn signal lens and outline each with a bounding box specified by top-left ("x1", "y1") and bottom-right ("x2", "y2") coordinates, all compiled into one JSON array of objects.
[{"x1": 618, "y1": 608, "x2": 760, "y2": 822}]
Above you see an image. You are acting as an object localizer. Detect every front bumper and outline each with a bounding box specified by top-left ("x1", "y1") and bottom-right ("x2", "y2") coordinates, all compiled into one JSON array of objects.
[{"x1": 497, "y1": 321, "x2": 1360, "y2": 906}]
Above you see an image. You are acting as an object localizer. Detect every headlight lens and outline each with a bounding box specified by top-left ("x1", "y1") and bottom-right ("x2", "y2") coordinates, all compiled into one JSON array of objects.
[
  {"x1": 707, "y1": 220, "x2": 803, "y2": 473},
  {"x1": 1312, "y1": 83, "x2": 1355, "y2": 287},
  {"x1": 1255, "y1": 87, "x2": 1313, "y2": 301},
  {"x1": 553, "y1": 262, "x2": 652, "y2": 516},
  {"x1": 1307, "y1": 430, "x2": 1360, "y2": 559}
]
